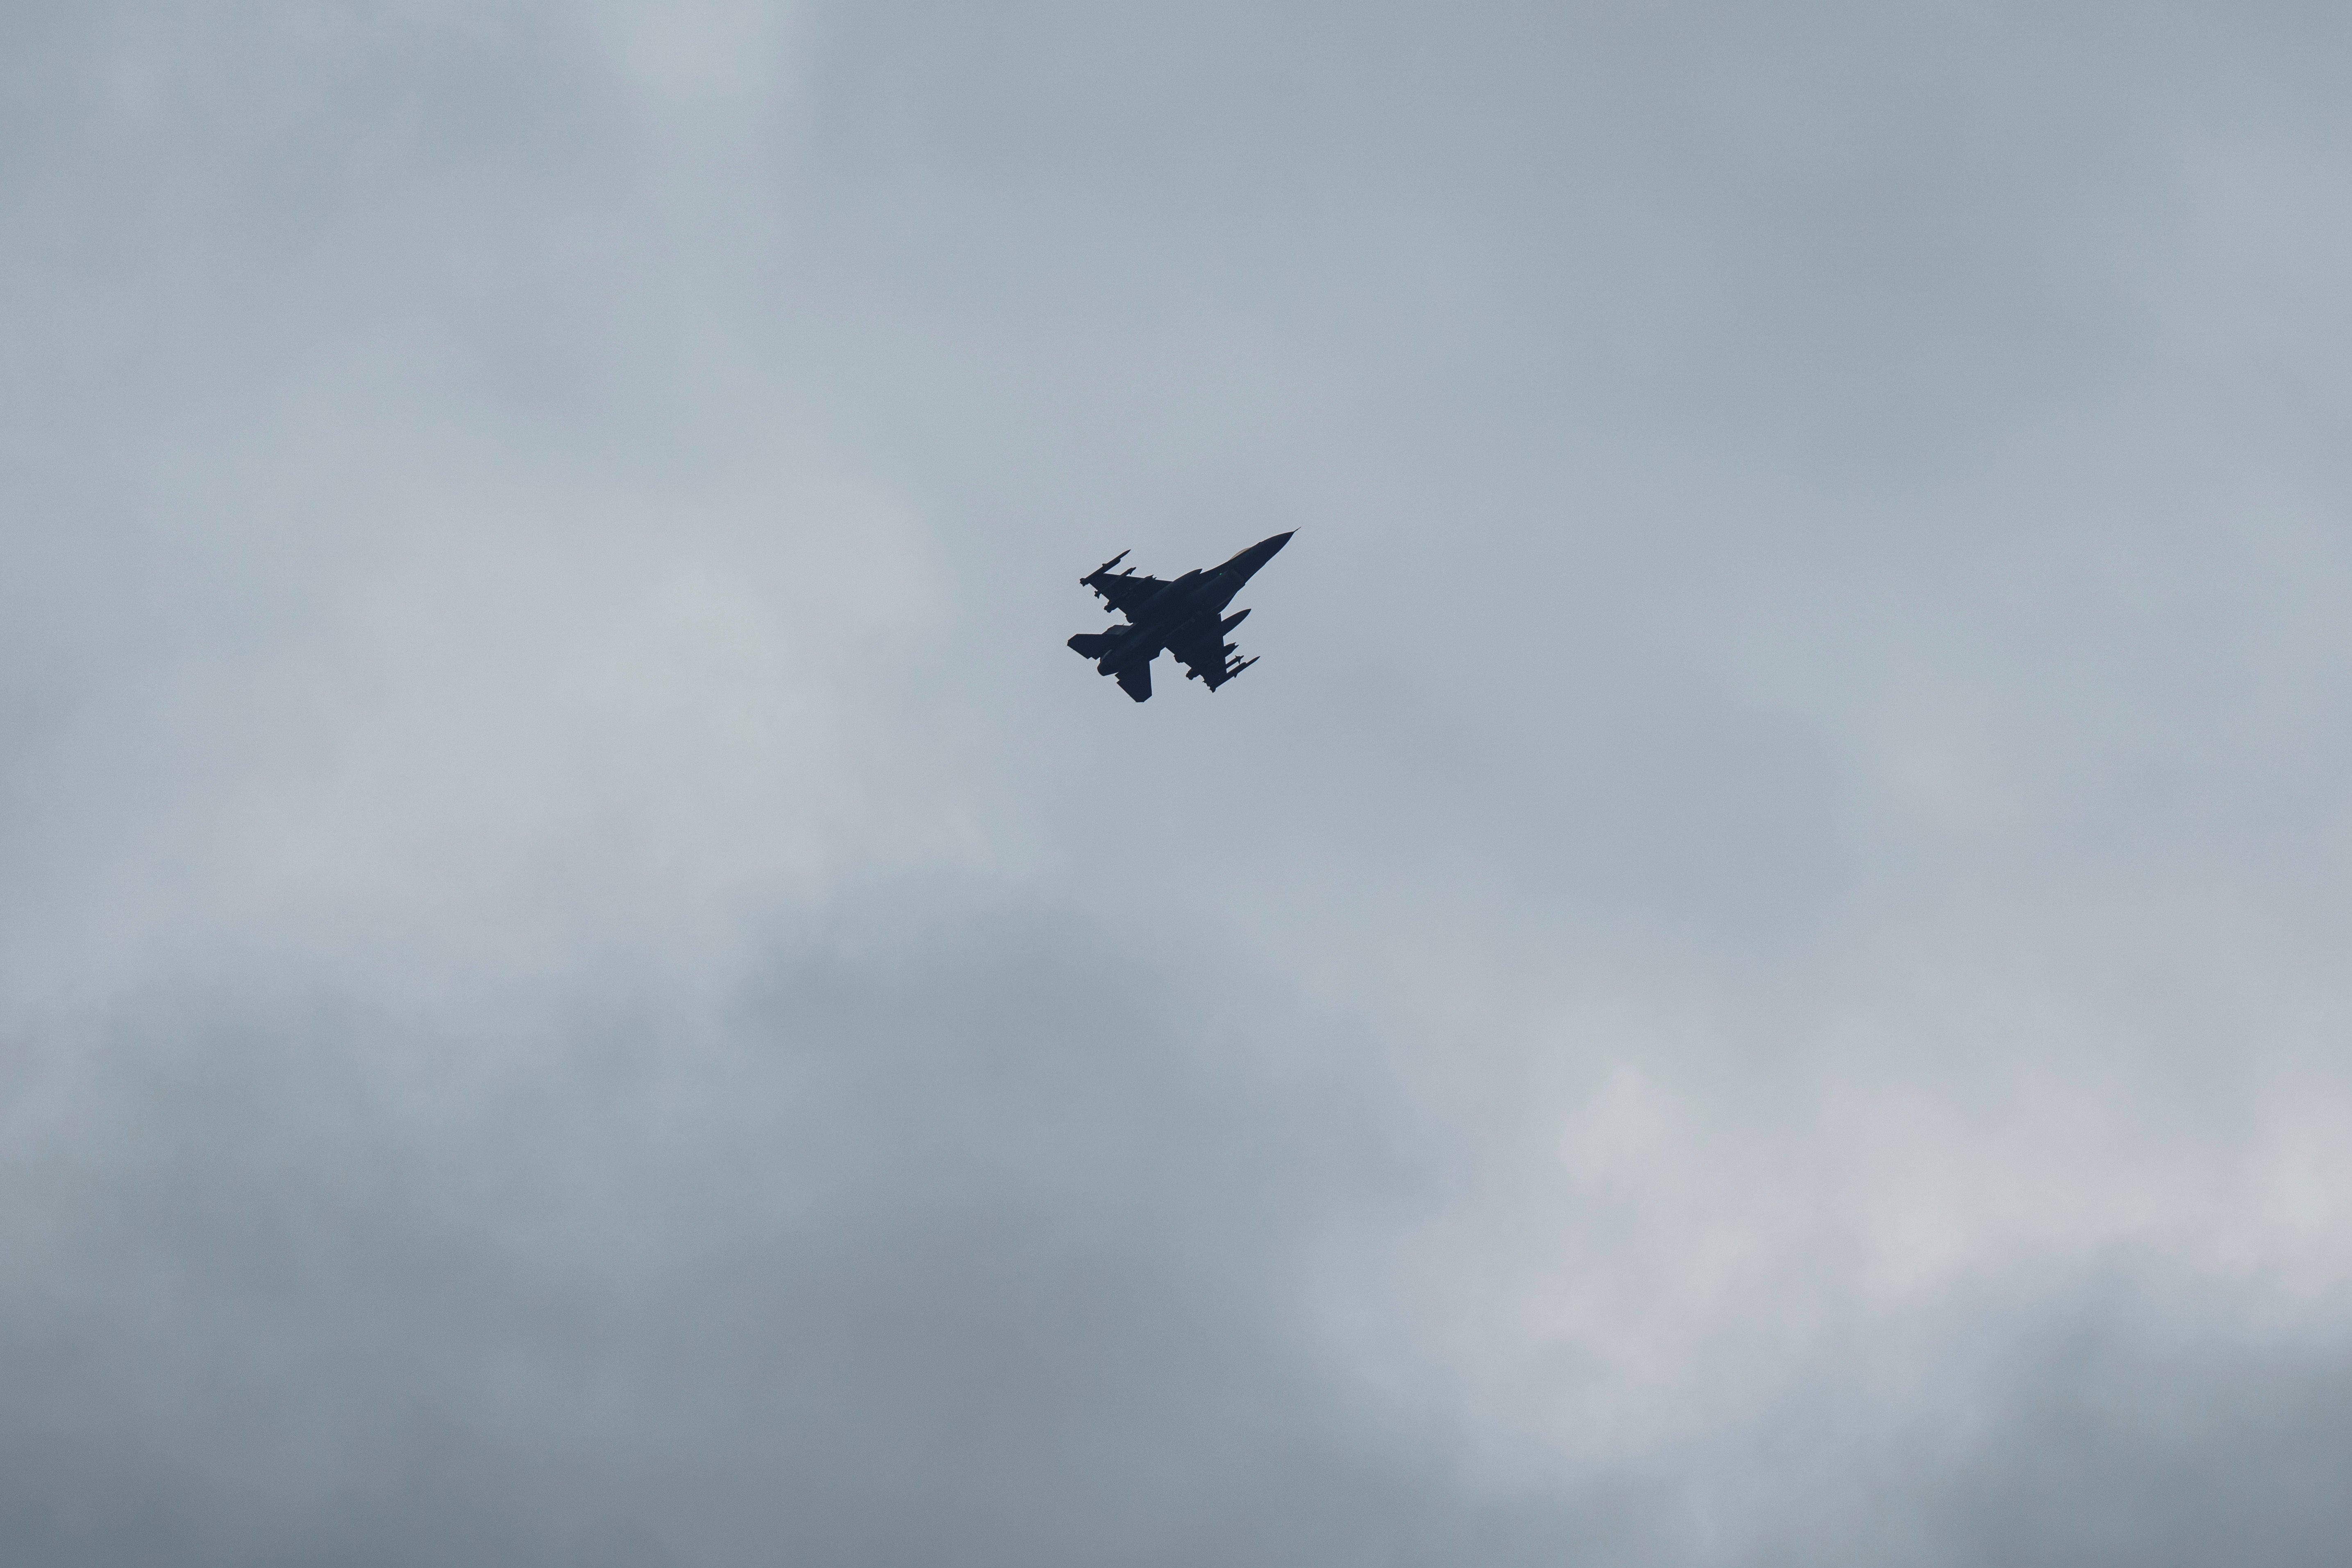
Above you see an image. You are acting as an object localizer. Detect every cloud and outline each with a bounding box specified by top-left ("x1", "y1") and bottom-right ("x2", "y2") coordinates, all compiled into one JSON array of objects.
[{"x1": 8, "y1": 2, "x2": 2352, "y2": 1564}]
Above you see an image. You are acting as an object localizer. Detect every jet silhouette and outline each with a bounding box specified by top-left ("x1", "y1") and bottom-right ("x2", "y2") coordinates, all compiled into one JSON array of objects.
[{"x1": 1066, "y1": 532, "x2": 1293, "y2": 702}]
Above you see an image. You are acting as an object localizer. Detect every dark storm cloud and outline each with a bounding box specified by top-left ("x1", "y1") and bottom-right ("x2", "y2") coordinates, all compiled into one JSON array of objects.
[
  {"x1": 0, "y1": 895, "x2": 1612, "y2": 1566},
  {"x1": 7, "y1": 2, "x2": 2352, "y2": 1564}
]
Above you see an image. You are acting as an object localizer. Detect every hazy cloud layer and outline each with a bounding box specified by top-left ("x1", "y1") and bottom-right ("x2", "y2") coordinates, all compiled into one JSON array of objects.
[{"x1": 7, "y1": 2, "x2": 2352, "y2": 1563}]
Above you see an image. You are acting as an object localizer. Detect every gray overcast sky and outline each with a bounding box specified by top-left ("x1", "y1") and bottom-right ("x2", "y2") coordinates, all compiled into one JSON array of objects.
[{"x1": 7, "y1": 2, "x2": 2352, "y2": 1563}]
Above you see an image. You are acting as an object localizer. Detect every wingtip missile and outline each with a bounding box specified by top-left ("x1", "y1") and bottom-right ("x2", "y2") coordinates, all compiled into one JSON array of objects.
[
  {"x1": 1218, "y1": 608, "x2": 1250, "y2": 634},
  {"x1": 1085, "y1": 549, "x2": 1130, "y2": 582}
]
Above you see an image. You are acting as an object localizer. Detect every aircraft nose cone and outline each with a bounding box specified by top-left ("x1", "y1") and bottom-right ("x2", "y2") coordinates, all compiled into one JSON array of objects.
[{"x1": 1229, "y1": 530, "x2": 1294, "y2": 579}]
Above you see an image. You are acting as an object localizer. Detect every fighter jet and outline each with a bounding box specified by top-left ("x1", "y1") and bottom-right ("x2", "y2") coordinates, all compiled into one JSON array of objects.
[{"x1": 1065, "y1": 531, "x2": 1293, "y2": 702}]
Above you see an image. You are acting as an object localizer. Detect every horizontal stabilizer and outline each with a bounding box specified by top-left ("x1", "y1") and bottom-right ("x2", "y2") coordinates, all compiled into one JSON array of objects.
[
  {"x1": 1115, "y1": 661, "x2": 1153, "y2": 702},
  {"x1": 1067, "y1": 632, "x2": 1117, "y2": 659}
]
